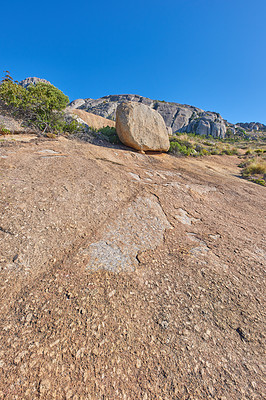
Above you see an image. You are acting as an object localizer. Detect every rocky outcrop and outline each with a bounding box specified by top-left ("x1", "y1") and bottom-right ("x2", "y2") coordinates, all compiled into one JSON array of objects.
[
  {"x1": 116, "y1": 102, "x2": 170, "y2": 152},
  {"x1": 237, "y1": 122, "x2": 266, "y2": 132},
  {"x1": 182, "y1": 111, "x2": 227, "y2": 138},
  {"x1": 69, "y1": 94, "x2": 228, "y2": 138},
  {"x1": 67, "y1": 109, "x2": 115, "y2": 130},
  {"x1": 12, "y1": 77, "x2": 266, "y2": 139},
  {"x1": 0, "y1": 134, "x2": 265, "y2": 399},
  {"x1": 19, "y1": 77, "x2": 51, "y2": 88}
]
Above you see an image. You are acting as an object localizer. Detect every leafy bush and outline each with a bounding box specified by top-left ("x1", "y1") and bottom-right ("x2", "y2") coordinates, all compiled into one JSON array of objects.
[
  {"x1": 253, "y1": 178, "x2": 266, "y2": 186},
  {"x1": 0, "y1": 71, "x2": 69, "y2": 134},
  {"x1": 200, "y1": 148, "x2": 210, "y2": 156},
  {"x1": 98, "y1": 126, "x2": 121, "y2": 144},
  {"x1": 63, "y1": 119, "x2": 84, "y2": 135},
  {"x1": 169, "y1": 141, "x2": 193, "y2": 156}
]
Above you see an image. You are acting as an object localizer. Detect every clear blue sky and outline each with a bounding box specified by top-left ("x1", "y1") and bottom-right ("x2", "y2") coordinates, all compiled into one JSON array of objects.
[{"x1": 1, "y1": 0, "x2": 265, "y2": 124}]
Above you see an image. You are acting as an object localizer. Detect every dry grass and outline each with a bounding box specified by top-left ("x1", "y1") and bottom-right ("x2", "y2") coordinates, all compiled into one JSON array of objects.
[
  {"x1": 242, "y1": 158, "x2": 266, "y2": 176},
  {"x1": 169, "y1": 133, "x2": 239, "y2": 156}
]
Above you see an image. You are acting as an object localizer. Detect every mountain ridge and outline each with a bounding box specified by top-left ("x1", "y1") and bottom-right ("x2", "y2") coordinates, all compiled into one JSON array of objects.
[{"x1": 19, "y1": 77, "x2": 265, "y2": 138}]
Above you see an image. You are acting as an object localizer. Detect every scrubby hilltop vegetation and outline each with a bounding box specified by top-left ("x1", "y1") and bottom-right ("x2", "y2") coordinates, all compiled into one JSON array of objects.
[{"x1": 0, "y1": 72, "x2": 82, "y2": 136}]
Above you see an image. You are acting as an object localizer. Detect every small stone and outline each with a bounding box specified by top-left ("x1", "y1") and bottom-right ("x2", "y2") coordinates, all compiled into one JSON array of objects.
[
  {"x1": 136, "y1": 359, "x2": 142, "y2": 368},
  {"x1": 39, "y1": 379, "x2": 51, "y2": 393},
  {"x1": 26, "y1": 313, "x2": 33, "y2": 323},
  {"x1": 202, "y1": 330, "x2": 211, "y2": 340},
  {"x1": 194, "y1": 325, "x2": 200, "y2": 332},
  {"x1": 66, "y1": 389, "x2": 73, "y2": 399}
]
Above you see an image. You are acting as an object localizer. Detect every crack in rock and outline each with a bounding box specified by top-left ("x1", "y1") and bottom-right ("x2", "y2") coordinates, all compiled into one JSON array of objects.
[{"x1": 80, "y1": 196, "x2": 171, "y2": 272}]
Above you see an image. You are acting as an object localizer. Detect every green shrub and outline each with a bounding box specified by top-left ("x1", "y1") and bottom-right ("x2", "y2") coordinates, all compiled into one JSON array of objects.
[
  {"x1": 98, "y1": 126, "x2": 121, "y2": 144},
  {"x1": 169, "y1": 141, "x2": 193, "y2": 156},
  {"x1": 200, "y1": 148, "x2": 210, "y2": 156},
  {"x1": 63, "y1": 119, "x2": 84, "y2": 135},
  {"x1": 0, "y1": 72, "x2": 69, "y2": 134},
  {"x1": 0, "y1": 124, "x2": 11, "y2": 135},
  {"x1": 245, "y1": 149, "x2": 253, "y2": 155},
  {"x1": 253, "y1": 178, "x2": 266, "y2": 186},
  {"x1": 221, "y1": 148, "x2": 238, "y2": 155},
  {"x1": 210, "y1": 149, "x2": 219, "y2": 155}
]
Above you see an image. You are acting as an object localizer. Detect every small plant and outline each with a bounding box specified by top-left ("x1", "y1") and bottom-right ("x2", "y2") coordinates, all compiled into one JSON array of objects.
[
  {"x1": 253, "y1": 178, "x2": 266, "y2": 186},
  {"x1": 97, "y1": 126, "x2": 121, "y2": 144},
  {"x1": 221, "y1": 148, "x2": 238, "y2": 155},
  {"x1": 169, "y1": 141, "x2": 193, "y2": 156},
  {"x1": 63, "y1": 119, "x2": 84, "y2": 135},
  {"x1": 255, "y1": 148, "x2": 264, "y2": 154},
  {"x1": 45, "y1": 132, "x2": 57, "y2": 139},
  {"x1": 0, "y1": 124, "x2": 11, "y2": 135},
  {"x1": 200, "y1": 148, "x2": 210, "y2": 156},
  {"x1": 245, "y1": 148, "x2": 253, "y2": 155},
  {"x1": 242, "y1": 159, "x2": 266, "y2": 177}
]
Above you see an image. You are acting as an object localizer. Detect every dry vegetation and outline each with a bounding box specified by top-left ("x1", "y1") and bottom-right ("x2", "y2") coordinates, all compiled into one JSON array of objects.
[{"x1": 169, "y1": 132, "x2": 266, "y2": 185}]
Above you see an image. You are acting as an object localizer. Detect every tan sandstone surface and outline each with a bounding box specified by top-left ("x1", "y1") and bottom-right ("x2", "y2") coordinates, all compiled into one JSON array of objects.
[
  {"x1": 0, "y1": 135, "x2": 265, "y2": 399},
  {"x1": 69, "y1": 109, "x2": 116, "y2": 130}
]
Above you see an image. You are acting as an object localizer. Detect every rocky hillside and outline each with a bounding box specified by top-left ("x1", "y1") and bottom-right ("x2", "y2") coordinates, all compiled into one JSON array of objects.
[
  {"x1": 68, "y1": 94, "x2": 231, "y2": 138},
  {"x1": 11, "y1": 77, "x2": 265, "y2": 139},
  {"x1": 237, "y1": 121, "x2": 266, "y2": 132},
  {"x1": 0, "y1": 134, "x2": 265, "y2": 399}
]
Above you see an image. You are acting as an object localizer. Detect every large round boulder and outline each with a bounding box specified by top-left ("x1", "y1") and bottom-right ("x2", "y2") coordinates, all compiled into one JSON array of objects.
[{"x1": 116, "y1": 101, "x2": 170, "y2": 152}]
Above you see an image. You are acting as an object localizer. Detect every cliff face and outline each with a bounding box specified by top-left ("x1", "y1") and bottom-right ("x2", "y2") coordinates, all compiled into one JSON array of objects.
[{"x1": 68, "y1": 94, "x2": 228, "y2": 138}]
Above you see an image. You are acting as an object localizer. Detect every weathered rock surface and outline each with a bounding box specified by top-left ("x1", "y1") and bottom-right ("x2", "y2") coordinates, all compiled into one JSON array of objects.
[
  {"x1": 0, "y1": 135, "x2": 265, "y2": 399},
  {"x1": 81, "y1": 196, "x2": 171, "y2": 272},
  {"x1": 19, "y1": 77, "x2": 51, "y2": 88},
  {"x1": 69, "y1": 94, "x2": 229, "y2": 138},
  {"x1": 116, "y1": 101, "x2": 170, "y2": 151},
  {"x1": 237, "y1": 121, "x2": 266, "y2": 131},
  {"x1": 67, "y1": 109, "x2": 115, "y2": 130}
]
